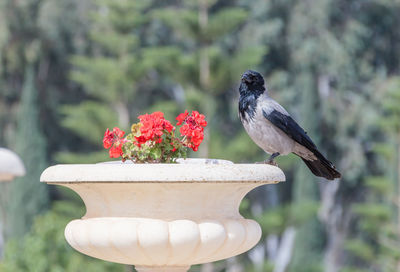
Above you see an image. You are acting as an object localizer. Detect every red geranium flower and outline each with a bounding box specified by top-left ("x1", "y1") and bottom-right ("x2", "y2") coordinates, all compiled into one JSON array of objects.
[
  {"x1": 176, "y1": 110, "x2": 207, "y2": 129},
  {"x1": 103, "y1": 128, "x2": 114, "y2": 149},
  {"x1": 113, "y1": 127, "x2": 125, "y2": 138},
  {"x1": 191, "y1": 111, "x2": 207, "y2": 127},
  {"x1": 103, "y1": 127, "x2": 126, "y2": 158},
  {"x1": 177, "y1": 110, "x2": 207, "y2": 151},
  {"x1": 109, "y1": 144, "x2": 123, "y2": 158},
  {"x1": 176, "y1": 110, "x2": 189, "y2": 125},
  {"x1": 136, "y1": 111, "x2": 175, "y2": 145}
]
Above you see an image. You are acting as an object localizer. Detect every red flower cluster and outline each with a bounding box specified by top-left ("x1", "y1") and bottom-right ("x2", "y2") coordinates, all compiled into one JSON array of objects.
[
  {"x1": 135, "y1": 112, "x2": 174, "y2": 145},
  {"x1": 176, "y1": 110, "x2": 207, "y2": 151},
  {"x1": 103, "y1": 127, "x2": 126, "y2": 158},
  {"x1": 102, "y1": 110, "x2": 207, "y2": 162}
]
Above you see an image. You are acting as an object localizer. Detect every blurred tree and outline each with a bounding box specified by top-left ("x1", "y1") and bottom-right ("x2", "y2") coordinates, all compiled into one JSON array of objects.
[
  {"x1": 342, "y1": 77, "x2": 400, "y2": 271},
  {"x1": 6, "y1": 66, "x2": 49, "y2": 237},
  {"x1": 152, "y1": 0, "x2": 267, "y2": 160},
  {"x1": 322, "y1": 1, "x2": 400, "y2": 271},
  {"x1": 285, "y1": 1, "x2": 331, "y2": 270},
  {"x1": 0, "y1": 0, "x2": 93, "y2": 259},
  {"x1": 59, "y1": 0, "x2": 268, "y2": 165},
  {"x1": 57, "y1": 0, "x2": 184, "y2": 163}
]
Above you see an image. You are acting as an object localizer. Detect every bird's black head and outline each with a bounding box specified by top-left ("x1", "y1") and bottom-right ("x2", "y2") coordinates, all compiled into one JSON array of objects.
[
  {"x1": 238, "y1": 70, "x2": 266, "y2": 121},
  {"x1": 241, "y1": 70, "x2": 264, "y2": 86},
  {"x1": 239, "y1": 70, "x2": 265, "y2": 97}
]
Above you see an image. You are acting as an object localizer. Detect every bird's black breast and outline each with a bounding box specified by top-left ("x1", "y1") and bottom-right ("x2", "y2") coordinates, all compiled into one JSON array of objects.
[
  {"x1": 239, "y1": 94, "x2": 258, "y2": 122},
  {"x1": 238, "y1": 81, "x2": 265, "y2": 122}
]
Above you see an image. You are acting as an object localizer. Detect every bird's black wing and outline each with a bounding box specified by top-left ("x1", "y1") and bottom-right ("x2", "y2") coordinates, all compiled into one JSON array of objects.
[
  {"x1": 262, "y1": 109, "x2": 341, "y2": 180},
  {"x1": 262, "y1": 109, "x2": 316, "y2": 151}
]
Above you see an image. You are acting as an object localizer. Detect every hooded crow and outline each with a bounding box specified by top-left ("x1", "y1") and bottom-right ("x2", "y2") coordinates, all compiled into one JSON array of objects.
[{"x1": 238, "y1": 70, "x2": 341, "y2": 180}]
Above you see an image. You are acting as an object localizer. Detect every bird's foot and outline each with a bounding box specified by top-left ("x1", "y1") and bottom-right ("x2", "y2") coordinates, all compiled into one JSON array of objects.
[
  {"x1": 256, "y1": 159, "x2": 278, "y2": 167},
  {"x1": 265, "y1": 159, "x2": 278, "y2": 166}
]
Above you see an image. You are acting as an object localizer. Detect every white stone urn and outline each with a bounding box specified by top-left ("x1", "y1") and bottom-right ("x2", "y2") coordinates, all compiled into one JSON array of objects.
[{"x1": 40, "y1": 159, "x2": 285, "y2": 272}]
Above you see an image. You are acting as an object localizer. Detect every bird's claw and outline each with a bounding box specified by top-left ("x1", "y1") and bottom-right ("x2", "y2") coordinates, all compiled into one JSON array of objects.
[
  {"x1": 266, "y1": 160, "x2": 278, "y2": 167},
  {"x1": 255, "y1": 160, "x2": 278, "y2": 167}
]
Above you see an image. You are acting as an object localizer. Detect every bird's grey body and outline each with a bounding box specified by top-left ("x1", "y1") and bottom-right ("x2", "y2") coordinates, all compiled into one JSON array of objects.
[
  {"x1": 238, "y1": 70, "x2": 341, "y2": 180},
  {"x1": 240, "y1": 92, "x2": 316, "y2": 160},
  {"x1": 240, "y1": 93, "x2": 293, "y2": 155}
]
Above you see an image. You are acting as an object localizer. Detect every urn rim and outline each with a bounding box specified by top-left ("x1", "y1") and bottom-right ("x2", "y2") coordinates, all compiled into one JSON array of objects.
[{"x1": 40, "y1": 159, "x2": 285, "y2": 184}]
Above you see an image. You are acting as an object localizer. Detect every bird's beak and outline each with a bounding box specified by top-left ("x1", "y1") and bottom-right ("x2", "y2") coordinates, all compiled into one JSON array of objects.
[{"x1": 241, "y1": 75, "x2": 251, "y2": 84}]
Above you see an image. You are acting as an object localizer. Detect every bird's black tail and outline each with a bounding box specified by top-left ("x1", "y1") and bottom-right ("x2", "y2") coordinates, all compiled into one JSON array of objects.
[{"x1": 297, "y1": 151, "x2": 341, "y2": 180}]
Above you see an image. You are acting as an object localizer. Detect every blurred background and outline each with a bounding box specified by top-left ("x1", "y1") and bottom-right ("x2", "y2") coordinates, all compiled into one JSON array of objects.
[{"x1": 0, "y1": 0, "x2": 400, "y2": 271}]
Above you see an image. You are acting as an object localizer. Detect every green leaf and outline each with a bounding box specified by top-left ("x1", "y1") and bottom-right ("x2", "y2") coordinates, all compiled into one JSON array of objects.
[
  {"x1": 206, "y1": 8, "x2": 248, "y2": 40},
  {"x1": 60, "y1": 101, "x2": 119, "y2": 145},
  {"x1": 151, "y1": 147, "x2": 162, "y2": 160},
  {"x1": 365, "y1": 176, "x2": 393, "y2": 195},
  {"x1": 344, "y1": 239, "x2": 374, "y2": 261}
]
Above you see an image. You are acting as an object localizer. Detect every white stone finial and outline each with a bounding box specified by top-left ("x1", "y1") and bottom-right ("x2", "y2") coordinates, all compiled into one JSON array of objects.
[{"x1": 0, "y1": 148, "x2": 25, "y2": 182}]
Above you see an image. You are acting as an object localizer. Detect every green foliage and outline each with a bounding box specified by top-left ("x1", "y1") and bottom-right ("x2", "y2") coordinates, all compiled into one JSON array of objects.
[
  {"x1": 353, "y1": 204, "x2": 391, "y2": 224},
  {"x1": 365, "y1": 176, "x2": 392, "y2": 195},
  {"x1": 54, "y1": 151, "x2": 110, "y2": 164},
  {"x1": 344, "y1": 239, "x2": 374, "y2": 261},
  {"x1": 209, "y1": 131, "x2": 263, "y2": 162},
  {"x1": 244, "y1": 261, "x2": 274, "y2": 272},
  {"x1": 60, "y1": 102, "x2": 119, "y2": 145},
  {"x1": 340, "y1": 268, "x2": 370, "y2": 272},
  {"x1": 380, "y1": 77, "x2": 400, "y2": 133},
  {"x1": 256, "y1": 201, "x2": 319, "y2": 236},
  {"x1": 0, "y1": 201, "x2": 124, "y2": 272},
  {"x1": 121, "y1": 128, "x2": 188, "y2": 163}
]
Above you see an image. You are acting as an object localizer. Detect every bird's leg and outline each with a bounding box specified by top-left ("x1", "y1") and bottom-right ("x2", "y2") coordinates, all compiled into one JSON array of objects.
[
  {"x1": 265, "y1": 152, "x2": 280, "y2": 166},
  {"x1": 255, "y1": 152, "x2": 280, "y2": 165}
]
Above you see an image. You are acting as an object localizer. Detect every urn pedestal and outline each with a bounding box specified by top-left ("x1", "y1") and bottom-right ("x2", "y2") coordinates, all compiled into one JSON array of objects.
[{"x1": 40, "y1": 160, "x2": 285, "y2": 272}]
